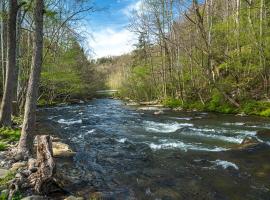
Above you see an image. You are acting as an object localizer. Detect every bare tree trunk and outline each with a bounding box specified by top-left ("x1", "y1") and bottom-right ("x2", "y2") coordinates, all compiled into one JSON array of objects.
[
  {"x1": 18, "y1": 0, "x2": 44, "y2": 156},
  {"x1": 0, "y1": 0, "x2": 18, "y2": 127},
  {"x1": 0, "y1": 0, "x2": 7, "y2": 90},
  {"x1": 28, "y1": 135, "x2": 55, "y2": 193}
]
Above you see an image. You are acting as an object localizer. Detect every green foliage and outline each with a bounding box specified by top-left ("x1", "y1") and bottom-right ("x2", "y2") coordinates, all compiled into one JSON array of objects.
[
  {"x1": 163, "y1": 98, "x2": 182, "y2": 108},
  {"x1": 208, "y1": 89, "x2": 223, "y2": 111},
  {"x1": 0, "y1": 143, "x2": 7, "y2": 151},
  {"x1": 260, "y1": 109, "x2": 270, "y2": 117},
  {"x1": 0, "y1": 172, "x2": 15, "y2": 187},
  {"x1": 11, "y1": 116, "x2": 23, "y2": 126},
  {"x1": 241, "y1": 101, "x2": 270, "y2": 115},
  {"x1": 0, "y1": 128, "x2": 21, "y2": 144},
  {"x1": 183, "y1": 102, "x2": 205, "y2": 111}
]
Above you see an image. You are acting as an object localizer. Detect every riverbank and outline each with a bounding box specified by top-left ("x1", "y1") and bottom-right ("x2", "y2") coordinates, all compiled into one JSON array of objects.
[
  {"x1": 0, "y1": 121, "x2": 92, "y2": 199},
  {"x1": 123, "y1": 98, "x2": 270, "y2": 118}
]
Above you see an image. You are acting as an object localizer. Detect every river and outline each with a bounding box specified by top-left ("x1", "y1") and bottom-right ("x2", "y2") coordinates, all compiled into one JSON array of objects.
[{"x1": 39, "y1": 99, "x2": 270, "y2": 200}]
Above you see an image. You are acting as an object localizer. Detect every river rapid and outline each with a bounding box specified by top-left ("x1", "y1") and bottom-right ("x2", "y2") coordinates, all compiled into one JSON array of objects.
[{"x1": 39, "y1": 99, "x2": 270, "y2": 200}]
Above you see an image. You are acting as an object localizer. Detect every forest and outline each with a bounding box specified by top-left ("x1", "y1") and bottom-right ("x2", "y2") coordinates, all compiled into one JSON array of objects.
[
  {"x1": 103, "y1": 0, "x2": 270, "y2": 117},
  {"x1": 0, "y1": 0, "x2": 270, "y2": 199}
]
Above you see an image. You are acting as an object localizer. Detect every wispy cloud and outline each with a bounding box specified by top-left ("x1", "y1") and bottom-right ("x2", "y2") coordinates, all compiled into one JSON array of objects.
[
  {"x1": 89, "y1": 28, "x2": 136, "y2": 58},
  {"x1": 122, "y1": 0, "x2": 142, "y2": 17}
]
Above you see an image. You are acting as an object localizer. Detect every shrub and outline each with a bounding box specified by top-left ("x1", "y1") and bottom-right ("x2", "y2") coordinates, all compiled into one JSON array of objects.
[
  {"x1": 0, "y1": 142, "x2": 7, "y2": 151},
  {"x1": 163, "y1": 98, "x2": 182, "y2": 108},
  {"x1": 260, "y1": 108, "x2": 270, "y2": 117}
]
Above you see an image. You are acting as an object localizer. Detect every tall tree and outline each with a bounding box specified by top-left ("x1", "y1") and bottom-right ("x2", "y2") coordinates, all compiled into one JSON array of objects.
[
  {"x1": 0, "y1": 0, "x2": 19, "y2": 126},
  {"x1": 18, "y1": 0, "x2": 44, "y2": 156}
]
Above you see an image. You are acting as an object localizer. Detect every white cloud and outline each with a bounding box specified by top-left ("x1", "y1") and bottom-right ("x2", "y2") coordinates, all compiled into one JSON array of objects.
[
  {"x1": 122, "y1": 0, "x2": 142, "y2": 17},
  {"x1": 89, "y1": 28, "x2": 136, "y2": 58}
]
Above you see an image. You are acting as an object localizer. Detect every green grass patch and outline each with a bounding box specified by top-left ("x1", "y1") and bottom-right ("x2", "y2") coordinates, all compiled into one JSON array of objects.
[
  {"x1": 0, "y1": 172, "x2": 15, "y2": 187},
  {"x1": 0, "y1": 143, "x2": 7, "y2": 151},
  {"x1": 0, "y1": 128, "x2": 21, "y2": 144}
]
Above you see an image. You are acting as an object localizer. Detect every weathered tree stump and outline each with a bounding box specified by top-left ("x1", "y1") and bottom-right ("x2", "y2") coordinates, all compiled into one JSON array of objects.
[{"x1": 28, "y1": 135, "x2": 55, "y2": 193}]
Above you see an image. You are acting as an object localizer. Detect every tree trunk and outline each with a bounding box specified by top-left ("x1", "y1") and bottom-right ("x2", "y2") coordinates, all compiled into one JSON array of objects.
[
  {"x1": 18, "y1": 0, "x2": 44, "y2": 156},
  {"x1": 0, "y1": 0, "x2": 18, "y2": 127},
  {"x1": 0, "y1": 0, "x2": 7, "y2": 89},
  {"x1": 28, "y1": 135, "x2": 55, "y2": 194}
]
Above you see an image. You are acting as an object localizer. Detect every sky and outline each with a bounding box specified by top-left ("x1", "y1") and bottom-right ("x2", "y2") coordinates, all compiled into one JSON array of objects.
[{"x1": 84, "y1": 0, "x2": 141, "y2": 59}]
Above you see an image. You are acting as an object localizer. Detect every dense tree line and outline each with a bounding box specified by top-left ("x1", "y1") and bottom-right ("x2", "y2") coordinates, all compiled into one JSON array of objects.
[
  {"x1": 106, "y1": 0, "x2": 270, "y2": 116},
  {"x1": 0, "y1": 0, "x2": 97, "y2": 155}
]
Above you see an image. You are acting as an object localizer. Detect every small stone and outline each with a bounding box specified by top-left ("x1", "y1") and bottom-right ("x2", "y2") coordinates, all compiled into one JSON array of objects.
[
  {"x1": 154, "y1": 110, "x2": 164, "y2": 115},
  {"x1": 0, "y1": 168, "x2": 9, "y2": 178},
  {"x1": 15, "y1": 173, "x2": 22, "y2": 179},
  {"x1": 173, "y1": 107, "x2": 183, "y2": 111},
  {"x1": 21, "y1": 195, "x2": 47, "y2": 200},
  {"x1": 236, "y1": 112, "x2": 247, "y2": 117},
  {"x1": 11, "y1": 161, "x2": 27, "y2": 171},
  {"x1": 28, "y1": 158, "x2": 37, "y2": 172},
  {"x1": 64, "y1": 196, "x2": 77, "y2": 200}
]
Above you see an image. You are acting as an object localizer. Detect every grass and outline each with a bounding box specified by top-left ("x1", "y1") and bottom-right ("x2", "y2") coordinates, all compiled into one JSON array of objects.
[
  {"x1": 0, "y1": 143, "x2": 7, "y2": 151},
  {"x1": 161, "y1": 96, "x2": 270, "y2": 117},
  {"x1": 0, "y1": 128, "x2": 21, "y2": 151},
  {"x1": 0, "y1": 173, "x2": 23, "y2": 200},
  {"x1": 0, "y1": 172, "x2": 15, "y2": 187},
  {"x1": 260, "y1": 108, "x2": 270, "y2": 117}
]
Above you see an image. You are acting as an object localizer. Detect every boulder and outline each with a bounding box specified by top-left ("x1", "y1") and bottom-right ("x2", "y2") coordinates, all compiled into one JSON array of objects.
[
  {"x1": 0, "y1": 168, "x2": 9, "y2": 178},
  {"x1": 53, "y1": 142, "x2": 76, "y2": 158}
]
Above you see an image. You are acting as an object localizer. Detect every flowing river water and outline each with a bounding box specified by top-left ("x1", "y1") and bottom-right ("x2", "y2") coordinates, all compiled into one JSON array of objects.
[{"x1": 39, "y1": 99, "x2": 270, "y2": 200}]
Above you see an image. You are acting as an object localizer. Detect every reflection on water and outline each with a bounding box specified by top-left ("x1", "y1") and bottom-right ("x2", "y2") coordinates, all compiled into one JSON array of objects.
[{"x1": 39, "y1": 99, "x2": 270, "y2": 200}]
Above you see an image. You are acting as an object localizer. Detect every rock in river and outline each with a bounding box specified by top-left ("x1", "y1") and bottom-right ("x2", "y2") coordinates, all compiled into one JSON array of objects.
[{"x1": 256, "y1": 129, "x2": 270, "y2": 139}]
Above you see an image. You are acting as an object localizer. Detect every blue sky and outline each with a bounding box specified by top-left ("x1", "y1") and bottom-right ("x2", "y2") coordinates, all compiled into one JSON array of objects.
[{"x1": 84, "y1": 0, "x2": 141, "y2": 58}]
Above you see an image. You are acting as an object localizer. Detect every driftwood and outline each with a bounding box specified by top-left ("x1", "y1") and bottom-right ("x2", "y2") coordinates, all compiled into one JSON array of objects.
[{"x1": 28, "y1": 135, "x2": 55, "y2": 193}]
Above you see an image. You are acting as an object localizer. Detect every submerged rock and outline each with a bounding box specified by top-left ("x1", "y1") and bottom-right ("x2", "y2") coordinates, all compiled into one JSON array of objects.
[
  {"x1": 154, "y1": 110, "x2": 164, "y2": 115},
  {"x1": 239, "y1": 137, "x2": 260, "y2": 149},
  {"x1": 256, "y1": 129, "x2": 270, "y2": 139}
]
